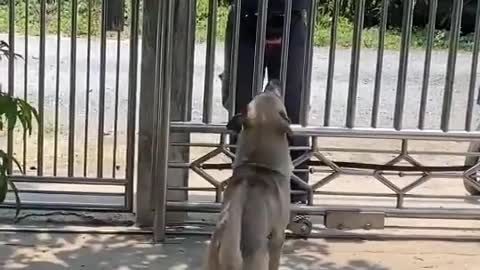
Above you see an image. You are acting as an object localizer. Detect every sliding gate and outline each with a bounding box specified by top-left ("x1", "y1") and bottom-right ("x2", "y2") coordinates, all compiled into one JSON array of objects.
[{"x1": 149, "y1": 0, "x2": 480, "y2": 241}]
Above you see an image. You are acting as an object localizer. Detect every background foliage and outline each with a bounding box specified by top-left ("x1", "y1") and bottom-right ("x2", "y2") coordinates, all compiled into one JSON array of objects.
[{"x1": 0, "y1": 0, "x2": 478, "y2": 50}]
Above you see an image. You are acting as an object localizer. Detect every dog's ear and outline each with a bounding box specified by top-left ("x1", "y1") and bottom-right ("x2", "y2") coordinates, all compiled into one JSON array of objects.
[
  {"x1": 226, "y1": 113, "x2": 245, "y2": 133},
  {"x1": 278, "y1": 110, "x2": 293, "y2": 140}
]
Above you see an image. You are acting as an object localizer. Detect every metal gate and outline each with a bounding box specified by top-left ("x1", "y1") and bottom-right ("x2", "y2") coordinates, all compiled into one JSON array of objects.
[
  {"x1": 148, "y1": 0, "x2": 480, "y2": 241},
  {"x1": 1, "y1": 0, "x2": 140, "y2": 211}
]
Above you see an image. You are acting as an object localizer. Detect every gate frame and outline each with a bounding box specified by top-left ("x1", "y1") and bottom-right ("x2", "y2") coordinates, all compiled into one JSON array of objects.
[{"x1": 146, "y1": 0, "x2": 480, "y2": 242}]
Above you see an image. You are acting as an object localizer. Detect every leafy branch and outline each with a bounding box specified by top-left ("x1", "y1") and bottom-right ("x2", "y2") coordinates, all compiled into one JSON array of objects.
[{"x1": 0, "y1": 40, "x2": 39, "y2": 219}]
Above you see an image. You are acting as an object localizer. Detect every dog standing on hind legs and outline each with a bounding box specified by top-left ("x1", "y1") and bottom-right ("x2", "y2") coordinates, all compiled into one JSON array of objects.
[{"x1": 204, "y1": 80, "x2": 294, "y2": 270}]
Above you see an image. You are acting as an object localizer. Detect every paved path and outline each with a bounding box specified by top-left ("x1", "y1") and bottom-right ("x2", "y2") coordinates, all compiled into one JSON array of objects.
[{"x1": 1, "y1": 232, "x2": 479, "y2": 270}]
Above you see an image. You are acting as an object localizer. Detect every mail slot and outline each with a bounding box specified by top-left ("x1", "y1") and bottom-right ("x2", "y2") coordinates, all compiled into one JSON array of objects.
[{"x1": 106, "y1": 0, "x2": 125, "y2": 32}]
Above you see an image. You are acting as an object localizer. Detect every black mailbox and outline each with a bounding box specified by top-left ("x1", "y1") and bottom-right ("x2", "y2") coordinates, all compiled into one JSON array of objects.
[{"x1": 106, "y1": 0, "x2": 125, "y2": 32}]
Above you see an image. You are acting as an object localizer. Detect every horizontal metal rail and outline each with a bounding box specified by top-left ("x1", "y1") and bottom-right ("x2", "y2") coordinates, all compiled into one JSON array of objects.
[
  {"x1": 170, "y1": 122, "x2": 480, "y2": 141},
  {"x1": 1, "y1": 202, "x2": 128, "y2": 212},
  {"x1": 9, "y1": 190, "x2": 125, "y2": 197},
  {"x1": 10, "y1": 176, "x2": 127, "y2": 186},
  {"x1": 166, "y1": 202, "x2": 480, "y2": 220}
]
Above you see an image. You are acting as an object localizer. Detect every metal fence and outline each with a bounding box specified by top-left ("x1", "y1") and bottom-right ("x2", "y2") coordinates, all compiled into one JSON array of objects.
[
  {"x1": 1, "y1": 0, "x2": 140, "y2": 211},
  {"x1": 148, "y1": 0, "x2": 480, "y2": 241},
  {"x1": 3, "y1": 0, "x2": 480, "y2": 241}
]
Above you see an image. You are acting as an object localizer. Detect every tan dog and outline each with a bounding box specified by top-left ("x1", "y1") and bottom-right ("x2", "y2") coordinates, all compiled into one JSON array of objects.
[{"x1": 204, "y1": 80, "x2": 293, "y2": 270}]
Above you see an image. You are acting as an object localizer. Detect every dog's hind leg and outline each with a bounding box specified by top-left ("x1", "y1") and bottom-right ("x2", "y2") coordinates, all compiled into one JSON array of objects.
[
  {"x1": 242, "y1": 244, "x2": 269, "y2": 270},
  {"x1": 268, "y1": 230, "x2": 285, "y2": 270}
]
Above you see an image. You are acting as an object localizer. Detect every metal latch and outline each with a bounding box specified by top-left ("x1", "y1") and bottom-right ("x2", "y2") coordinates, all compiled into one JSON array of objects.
[
  {"x1": 106, "y1": 0, "x2": 125, "y2": 32},
  {"x1": 325, "y1": 210, "x2": 385, "y2": 230}
]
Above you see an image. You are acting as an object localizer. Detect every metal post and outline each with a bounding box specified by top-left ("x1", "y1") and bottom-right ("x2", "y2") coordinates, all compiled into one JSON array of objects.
[
  {"x1": 393, "y1": 0, "x2": 414, "y2": 131},
  {"x1": 300, "y1": 0, "x2": 316, "y2": 127},
  {"x1": 22, "y1": 0, "x2": 29, "y2": 173},
  {"x1": 125, "y1": 0, "x2": 140, "y2": 211},
  {"x1": 38, "y1": 0, "x2": 46, "y2": 176},
  {"x1": 228, "y1": 0, "x2": 242, "y2": 116},
  {"x1": 203, "y1": 0, "x2": 218, "y2": 123},
  {"x1": 83, "y1": 0, "x2": 93, "y2": 176},
  {"x1": 113, "y1": 32, "x2": 121, "y2": 179},
  {"x1": 346, "y1": 0, "x2": 365, "y2": 128},
  {"x1": 7, "y1": 0, "x2": 15, "y2": 173},
  {"x1": 371, "y1": 0, "x2": 389, "y2": 128},
  {"x1": 279, "y1": 0, "x2": 292, "y2": 99},
  {"x1": 68, "y1": 0, "x2": 78, "y2": 177},
  {"x1": 441, "y1": 0, "x2": 463, "y2": 132},
  {"x1": 252, "y1": 0, "x2": 269, "y2": 95},
  {"x1": 166, "y1": 0, "x2": 197, "y2": 223},
  {"x1": 97, "y1": 0, "x2": 108, "y2": 178},
  {"x1": 153, "y1": 0, "x2": 174, "y2": 243},
  {"x1": 185, "y1": 0, "x2": 197, "y2": 121},
  {"x1": 54, "y1": 0, "x2": 63, "y2": 176},
  {"x1": 418, "y1": 0, "x2": 438, "y2": 130},
  {"x1": 324, "y1": 0, "x2": 340, "y2": 126},
  {"x1": 466, "y1": 0, "x2": 480, "y2": 131},
  {"x1": 136, "y1": 0, "x2": 160, "y2": 227}
]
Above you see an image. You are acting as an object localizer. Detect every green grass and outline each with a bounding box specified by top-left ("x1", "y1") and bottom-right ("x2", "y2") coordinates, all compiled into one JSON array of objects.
[{"x1": 0, "y1": 0, "x2": 477, "y2": 51}]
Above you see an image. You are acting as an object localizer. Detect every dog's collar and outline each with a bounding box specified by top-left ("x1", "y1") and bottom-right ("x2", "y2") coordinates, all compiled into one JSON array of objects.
[{"x1": 234, "y1": 162, "x2": 291, "y2": 178}]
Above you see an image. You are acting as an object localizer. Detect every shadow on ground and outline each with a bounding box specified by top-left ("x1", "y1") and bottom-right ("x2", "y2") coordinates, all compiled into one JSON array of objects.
[
  {"x1": 282, "y1": 239, "x2": 389, "y2": 270},
  {"x1": 0, "y1": 232, "x2": 390, "y2": 270}
]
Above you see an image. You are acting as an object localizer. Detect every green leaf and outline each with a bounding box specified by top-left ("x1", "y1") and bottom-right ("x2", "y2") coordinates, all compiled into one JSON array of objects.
[
  {"x1": 5, "y1": 99, "x2": 18, "y2": 130},
  {"x1": 0, "y1": 150, "x2": 23, "y2": 215},
  {"x1": 0, "y1": 150, "x2": 23, "y2": 175}
]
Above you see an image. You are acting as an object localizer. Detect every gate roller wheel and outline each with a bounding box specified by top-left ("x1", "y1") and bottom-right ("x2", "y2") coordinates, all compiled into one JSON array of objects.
[
  {"x1": 287, "y1": 216, "x2": 313, "y2": 238},
  {"x1": 464, "y1": 141, "x2": 480, "y2": 195}
]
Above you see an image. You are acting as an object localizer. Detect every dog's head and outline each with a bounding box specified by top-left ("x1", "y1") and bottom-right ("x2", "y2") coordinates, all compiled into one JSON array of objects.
[{"x1": 227, "y1": 79, "x2": 293, "y2": 139}]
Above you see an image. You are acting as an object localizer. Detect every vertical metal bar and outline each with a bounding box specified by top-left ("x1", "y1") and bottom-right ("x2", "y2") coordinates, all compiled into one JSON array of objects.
[
  {"x1": 136, "y1": 0, "x2": 161, "y2": 226},
  {"x1": 202, "y1": 0, "x2": 218, "y2": 123},
  {"x1": 279, "y1": 0, "x2": 292, "y2": 99},
  {"x1": 466, "y1": 0, "x2": 480, "y2": 131},
  {"x1": 324, "y1": 0, "x2": 340, "y2": 126},
  {"x1": 300, "y1": 0, "x2": 317, "y2": 127},
  {"x1": 252, "y1": 0, "x2": 269, "y2": 95},
  {"x1": 154, "y1": 0, "x2": 174, "y2": 244},
  {"x1": 53, "y1": 0, "x2": 62, "y2": 176},
  {"x1": 125, "y1": 0, "x2": 140, "y2": 210},
  {"x1": 83, "y1": 0, "x2": 93, "y2": 177},
  {"x1": 97, "y1": 0, "x2": 108, "y2": 178},
  {"x1": 396, "y1": 194, "x2": 404, "y2": 208},
  {"x1": 37, "y1": 0, "x2": 46, "y2": 176},
  {"x1": 7, "y1": 0, "x2": 15, "y2": 173},
  {"x1": 184, "y1": 0, "x2": 197, "y2": 121},
  {"x1": 150, "y1": 0, "x2": 167, "y2": 230},
  {"x1": 371, "y1": 0, "x2": 389, "y2": 128},
  {"x1": 68, "y1": 0, "x2": 78, "y2": 177},
  {"x1": 418, "y1": 0, "x2": 438, "y2": 130},
  {"x1": 393, "y1": 0, "x2": 414, "y2": 131},
  {"x1": 22, "y1": 0, "x2": 29, "y2": 173},
  {"x1": 112, "y1": 32, "x2": 121, "y2": 178},
  {"x1": 346, "y1": 0, "x2": 365, "y2": 128},
  {"x1": 228, "y1": 0, "x2": 242, "y2": 116},
  {"x1": 441, "y1": 0, "x2": 463, "y2": 132}
]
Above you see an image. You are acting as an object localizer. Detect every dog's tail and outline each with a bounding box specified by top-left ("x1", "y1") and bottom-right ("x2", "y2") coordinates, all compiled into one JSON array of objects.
[{"x1": 205, "y1": 180, "x2": 247, "y2": 270}]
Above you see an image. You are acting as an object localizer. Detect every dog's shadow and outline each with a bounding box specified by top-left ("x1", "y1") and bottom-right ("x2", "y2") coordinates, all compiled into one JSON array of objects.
[{"x1": 281, "y1": 239, "x2": 390, "y2": 270}]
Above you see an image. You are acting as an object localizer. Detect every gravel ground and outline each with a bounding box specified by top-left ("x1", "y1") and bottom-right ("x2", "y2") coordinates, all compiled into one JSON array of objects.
[{"x1": 1, "y1": 34, "x2": 479, "y2": 131}]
